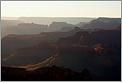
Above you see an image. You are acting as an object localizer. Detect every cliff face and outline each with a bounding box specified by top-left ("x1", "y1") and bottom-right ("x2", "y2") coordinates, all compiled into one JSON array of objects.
[{"x1": 2, "y1": 29, "x2": 121, "y2": 81}]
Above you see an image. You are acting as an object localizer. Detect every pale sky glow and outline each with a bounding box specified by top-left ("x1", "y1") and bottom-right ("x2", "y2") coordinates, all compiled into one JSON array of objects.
[{"x1": 1, "y1": 1, "x2": 121, "y2": 18}]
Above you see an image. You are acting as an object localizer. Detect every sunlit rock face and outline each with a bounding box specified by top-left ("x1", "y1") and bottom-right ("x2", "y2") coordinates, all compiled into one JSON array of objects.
[{"x1": 93, "y1": 43, "x2": 105, "y2": 55}]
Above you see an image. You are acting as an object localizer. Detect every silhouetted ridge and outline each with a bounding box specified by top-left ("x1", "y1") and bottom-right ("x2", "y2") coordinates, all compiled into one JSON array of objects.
[
  {"x1": 83, "y1": 18, "x2": 120, "y2": 30},
  {"x1": 2, "y1": 66, "x2": 93, "y2": 81}
]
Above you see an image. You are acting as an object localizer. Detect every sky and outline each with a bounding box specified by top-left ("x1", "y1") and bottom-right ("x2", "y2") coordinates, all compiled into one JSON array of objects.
[{"x1": 1, "y1": 1, "x2": 121, "y2": 18}]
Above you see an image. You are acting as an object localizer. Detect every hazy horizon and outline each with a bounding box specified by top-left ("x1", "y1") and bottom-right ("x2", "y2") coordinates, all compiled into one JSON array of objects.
[{"x1": 2, "y1": 17, "x2": 120, "y2": 21}]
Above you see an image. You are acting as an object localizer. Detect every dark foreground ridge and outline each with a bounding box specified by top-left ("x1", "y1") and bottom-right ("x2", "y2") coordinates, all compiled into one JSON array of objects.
[{"x1": 2, "y1": 65, "x2": 94, "y2": 81}]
